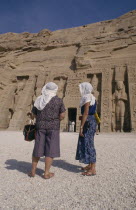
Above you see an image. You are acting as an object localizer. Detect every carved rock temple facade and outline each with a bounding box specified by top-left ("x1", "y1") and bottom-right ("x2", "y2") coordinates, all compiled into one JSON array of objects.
[{"x1": 0, "y1": 10, "x2": 136, "y2": 132}]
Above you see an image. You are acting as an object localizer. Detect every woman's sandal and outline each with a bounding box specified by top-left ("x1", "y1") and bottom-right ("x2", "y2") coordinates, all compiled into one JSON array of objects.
[
  {"x1": 81, "y1": 165, "x2": 91, "y2": 171},
  {"x1": 82, "y1": 171, "x2": 96, "y2": 176},
  {"x1": 43, "y1": 172, "x2": 54, "y2": 179},
  {"x1": 28, "y1": 172, "x2": 35, "y2": 177}
]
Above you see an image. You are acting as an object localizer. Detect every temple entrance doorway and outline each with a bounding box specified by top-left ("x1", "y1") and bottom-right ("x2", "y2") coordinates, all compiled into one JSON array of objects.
[{"x1": 68, "y1": 108, "x2": 77, "y2": 132}]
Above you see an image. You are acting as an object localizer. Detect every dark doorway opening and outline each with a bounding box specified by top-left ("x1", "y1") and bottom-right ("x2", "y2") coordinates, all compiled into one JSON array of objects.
[
  {"x1": 17, "y1": 76, "x2": 29, "y2": 80},
  {"x1": 68, "y1": 108, "x2": 77, "y2": 132}
]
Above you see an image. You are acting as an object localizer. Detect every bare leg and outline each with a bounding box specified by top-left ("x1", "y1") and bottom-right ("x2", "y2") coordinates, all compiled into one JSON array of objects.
[
  {"x1": 81, "y1": 164, "x2": 91, "y2": 171},
  {"x1": 44, "y1": 157, "x2": 54, "y2": 179},
  {"x1": 82, "y1": 163, "x2": 96, "y2": 176},
  {"x1": 91, "y1": 163, "x2": 96, "y2": 174},
  {"x1": 29, "y1": 156, "x2": 40, "y2": 177}
]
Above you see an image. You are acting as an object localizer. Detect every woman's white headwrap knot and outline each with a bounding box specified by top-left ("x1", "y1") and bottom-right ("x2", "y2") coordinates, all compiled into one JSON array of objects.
[
  {"x1": 79, "y1": 82, "x2": 96, "y2": 107},
  {"x1": 34, "y1": 82, "x2": 58, "y2": 110}
]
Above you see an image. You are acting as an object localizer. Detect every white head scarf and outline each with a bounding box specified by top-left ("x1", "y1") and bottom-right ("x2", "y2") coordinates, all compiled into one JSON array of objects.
[
  {"x1": 79, "y1": 82, "x2": 96, "y2": 107},
  {"x1": 34, "y1": 82, "x2": 58, "y2": 110}
]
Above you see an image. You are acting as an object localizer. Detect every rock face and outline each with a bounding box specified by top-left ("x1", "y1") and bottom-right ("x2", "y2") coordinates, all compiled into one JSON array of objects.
[{"x1": 0, "y1": 10, "x2": 136, "y2": 132}]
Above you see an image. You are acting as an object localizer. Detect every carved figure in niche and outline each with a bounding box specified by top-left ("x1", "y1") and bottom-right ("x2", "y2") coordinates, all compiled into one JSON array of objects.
[
  {"x1": 6, "y1": 82, "x2": 17, "y2": 123},
  {"x1": 0, "y1": 87, "x2": 4, "y2": 104},
  {"x1": 54, "y1": 77, "x2": 67, "y2": 98},
  {"x1": 0, "y1": 83, "x2": 4, "y2": 95},
  {"x1": 8, "y1": 108, "x2": 14, "y2": 123},
  {"x1": 112, "y1": 81, "x2": 127, "y2": 132},
  {"x1": 133, "y1": 106, "x2": 136, "y2": 119},
  {"x1": 15, "y1": 79, "x2": 26, "y2": 105}
]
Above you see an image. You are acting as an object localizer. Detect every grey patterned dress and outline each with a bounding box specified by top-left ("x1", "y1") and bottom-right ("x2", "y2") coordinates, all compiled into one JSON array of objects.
[
  {"x1": 32, "y1": 96, "x2": 66, "y2": 130},
  {"x1": 32, "y1": 96, "x2": 66, "y2": 158}
]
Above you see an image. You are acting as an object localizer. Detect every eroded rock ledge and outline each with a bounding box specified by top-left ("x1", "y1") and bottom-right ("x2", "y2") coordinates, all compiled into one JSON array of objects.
[{"x1": 0, "y1": 10, "x2": 136, "y2": 132}]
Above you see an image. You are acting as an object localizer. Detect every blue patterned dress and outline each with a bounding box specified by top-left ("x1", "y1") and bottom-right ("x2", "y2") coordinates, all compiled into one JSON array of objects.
[{"x1": 76, "y1": 103, "x2": 97, "y2": 164}]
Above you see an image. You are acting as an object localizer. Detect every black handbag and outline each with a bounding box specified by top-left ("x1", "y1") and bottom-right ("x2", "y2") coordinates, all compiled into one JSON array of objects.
[{"x1": 23, "y1": 124, "x2": 36, "y2": 141}]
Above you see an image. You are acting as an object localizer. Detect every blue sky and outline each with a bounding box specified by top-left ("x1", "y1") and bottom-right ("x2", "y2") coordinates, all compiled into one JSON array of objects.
[{"x1": 0, "y1": 0, "x2": 136, "y2": 34}]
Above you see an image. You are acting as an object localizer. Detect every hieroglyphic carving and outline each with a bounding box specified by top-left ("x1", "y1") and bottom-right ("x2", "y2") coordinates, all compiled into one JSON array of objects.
[
  {"x1": 9, "y1": 76, "x2": 36, "y2": 130},
  {"x1": 35, "y1": 73, "x2": 48, "y2": 97},
  {"x1": 62, "y1": 77, "x2": 81, "y2": 132},
  {"x1": 101, "y1": 69, "x2": 112, "y2": 132},
  {"x1": 54, "y1": 76, "x2": 68, "y2": 99},
  {"x1": 128, "y1": 66, "x2": 136, "y2": 131},
  {"x1": 91, "y1": 74, "x2": 101, "y2": 115},
  {"x1": 0, "y1": 83, "x2": 17, "y2": 128},
  {"x1": 0, "y1": 82, "x2": 6, "y2": 97},
  {"x1": 15, "y1": 78, "x2": 27, "y2": 106}
]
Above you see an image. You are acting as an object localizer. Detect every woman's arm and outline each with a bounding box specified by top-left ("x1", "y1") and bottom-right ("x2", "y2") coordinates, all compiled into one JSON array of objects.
[
  {"x1": 80, "y1": 102, "x2": 90, "y2": 136},
  {"x1": 31, "y1": 106, "x2": 37, "y2": 118},
  {"x1": 31, "y1": 113, "x2": 36, "y2": 119},
  {"x1": 60, "y1": 112, "x2": 65, "y2": 121},
  {"x1": 59, "y1": 100, "x2": 66, "y2": 121}
]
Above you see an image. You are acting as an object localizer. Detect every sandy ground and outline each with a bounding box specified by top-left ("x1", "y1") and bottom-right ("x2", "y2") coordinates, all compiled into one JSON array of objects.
[{"x1": 0, "y1": 131, "x2": 136, "y2": 210}]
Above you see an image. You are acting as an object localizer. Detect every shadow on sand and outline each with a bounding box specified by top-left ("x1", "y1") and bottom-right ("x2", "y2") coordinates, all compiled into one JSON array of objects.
[
  {"x1": 40, "y1": 158, "x2": 81, "y2": 173},
  {"x1": 5, "y1": 159, "x2": 44, "y2": 176},
  {"x1": 5, "y1": 159, "x2": 81, "y2": 175}
]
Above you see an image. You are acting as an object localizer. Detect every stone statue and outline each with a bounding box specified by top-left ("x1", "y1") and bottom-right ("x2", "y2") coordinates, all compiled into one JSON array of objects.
[
  {"x1": 0, "y1": 83, "x2": 4, "y2": 95},
  {"x1": 55, "y1": 78, "x2": 66, "y2": 98},
  {"x1": 112, "y1": 81, "x2": 127, "y2": 132},
  {"x1": 15, "y1": 79, "x2": 26, "y2": 105},
  {"x1": 8, "y1": 76, "x2": 36, "y2": 130}
]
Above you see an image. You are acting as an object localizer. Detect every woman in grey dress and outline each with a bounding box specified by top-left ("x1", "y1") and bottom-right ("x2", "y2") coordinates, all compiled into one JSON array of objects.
[{"x1": 29, "y1": 82, "x2": 66, "y2": 179}]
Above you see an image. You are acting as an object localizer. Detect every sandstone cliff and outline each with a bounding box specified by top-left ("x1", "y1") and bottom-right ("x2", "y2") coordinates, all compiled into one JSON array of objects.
[{"x1": 0, "y1": 10, "x2": 136, "y2": 132}]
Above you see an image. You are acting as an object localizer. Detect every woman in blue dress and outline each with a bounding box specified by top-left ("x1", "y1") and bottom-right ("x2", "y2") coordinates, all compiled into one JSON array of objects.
[{"x1": 76, "y1": 82, "x2": 97, "y2": 176}]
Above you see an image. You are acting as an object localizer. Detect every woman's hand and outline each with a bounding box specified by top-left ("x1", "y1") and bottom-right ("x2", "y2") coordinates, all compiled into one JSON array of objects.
[
  {"x1": 79, "y1": 127, "x2": 84, "y2": 137},
  {"x1": 59, "y1": 112, "x2": 65, "y2": 121},
  {"x1": 79, "y1": 116, "x2": 82, "y2": 121}
]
